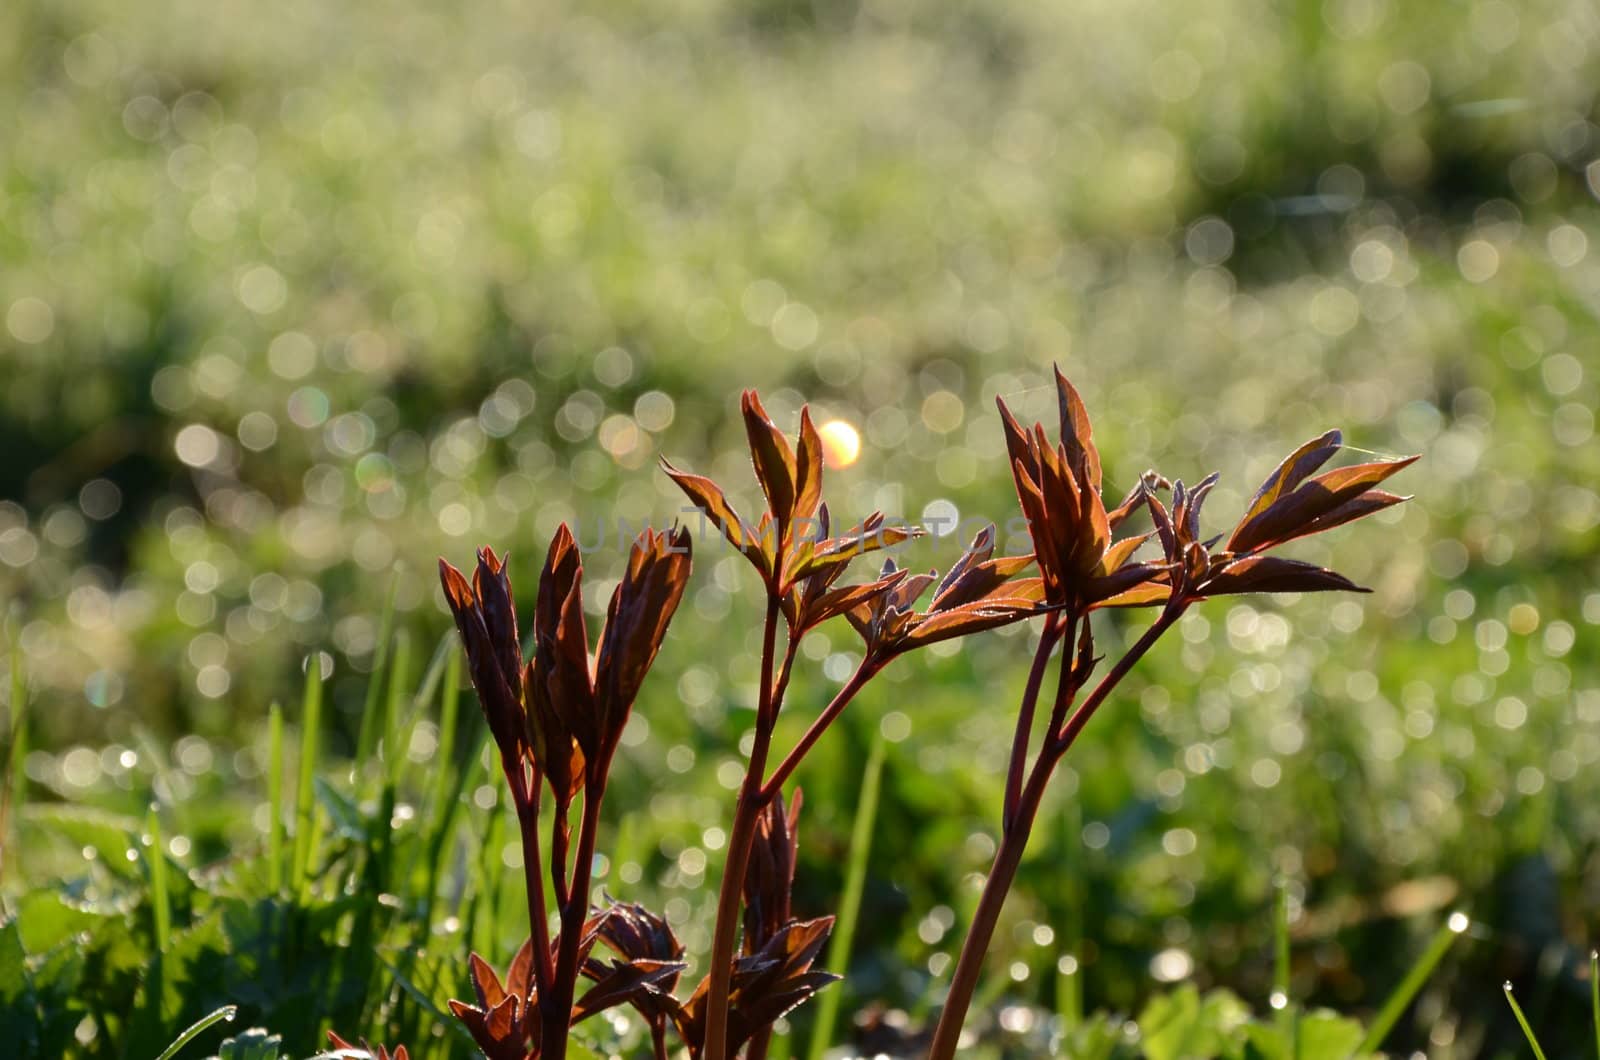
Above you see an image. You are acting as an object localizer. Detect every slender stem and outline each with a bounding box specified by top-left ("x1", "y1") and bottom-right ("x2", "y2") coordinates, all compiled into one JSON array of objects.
[
  {"x1": 652, "y1": 1019, "x2": 670, "y2": 1060},
  {"x1": 927, "y1": 740, "x2": 1057, "y2": 1060},
  {"x1": 743, "y1": 637, "x2": 801, "y2": 1060},
  {"x1": 551, "y1": 813, "x2": 571, "y2": 910},
  {"x1": 760, "y1": 658, "x2": 876, "y2": 801},
  {"x1": 929, "y1": 604, "x2": 1185, "y2": 1060},
  {"x1": 767, "y1": 632, "x2": 802, "y2": 728},
  {"x1": 703, "y1": 594, "x2": 783, "y2": 1060},
  {"x1": 1003, "y1": 615, "x2": 1064, "y2": 830},
  {"x1": 511, "y1": 761, "x2": 554, "y2": 1003},
  {"x1": 543, "y1": 779, "x2": 607, "y2": 1059},
  {"x1": 1043, "y1": 614, "x2": 1089, "y2": 740},
  {"x1": 1052, "y1": 605, "x2": 1183, "y2": 753}
]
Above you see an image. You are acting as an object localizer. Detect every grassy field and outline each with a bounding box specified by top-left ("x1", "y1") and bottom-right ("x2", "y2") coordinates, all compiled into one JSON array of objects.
[{"x1": 2, "y1": 0, "x2": 1599, "y2": 1055}]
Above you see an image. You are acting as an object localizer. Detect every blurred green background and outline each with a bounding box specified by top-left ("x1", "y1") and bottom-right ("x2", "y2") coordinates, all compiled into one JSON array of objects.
[{"x1": 3, "y1": 0, "x2": 1599, "y2": 1054}]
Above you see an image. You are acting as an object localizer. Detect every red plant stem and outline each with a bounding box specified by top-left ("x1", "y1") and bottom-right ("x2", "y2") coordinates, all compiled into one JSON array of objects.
[
  {"x1": 702, "y1": 594, "x2": 783, "y2": 1060},
  {"x1": 1002, "y1": 613, "x2": 1066, "y2": 831},
  {"x1": 542, "y1": 779, "x2": 608, "y2": 1060},
  {"x1": 509, "y1": 758, "x2": 555, "y2": 998},
  {"x1": 745, "y1": 1031, "x2": 774, "y2": 1060},
  {"x1": 759, "y1": 657, "x2": 876, "y2": 801},
  {"x1": 1044, "y1": 615, "x2": 1089, "y2": 739},
  {"x1": 1051, "y1": 605, "x2": 1184, "y2": 753},
  {"x1": 550, "y1": 796, "x2": 572, "y2": 909},
  {"x1": 651, "y1": 1020, "x2": 670, "y2": 1060},
  {"x1": 767, "y1": 630, "x2": 801, "y2": 727},
  {"x1": 927, "y1": 605, "x2": 1184, "y2": 1060}
]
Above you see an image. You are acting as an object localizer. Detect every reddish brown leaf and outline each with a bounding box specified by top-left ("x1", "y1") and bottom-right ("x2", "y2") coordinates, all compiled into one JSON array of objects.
[
  {"x1": 533, "y1": 527, "x2": 599, "y2": 762},
  {"x1": 1083, "y1": 561, "x2": 1171, "y2": 606},
  {"x1": 900, "y1": 598, "x2": 1043, "y2": 647},
  {"x1": 1053, "y1": 367, "x2": 1102, "y2": 493},
  {"x1": 1236, "y1": 429, "x2": 1343, "y2": 530},
  {"x1": 571, "y1": 958, "x2": 688, "y2": 1025},
  {"x1": 327, "y1": 1033, "x2": 412, "y2": 1060},
  {"x1": 792, "y1": 407, "x2": 824, "y2": 528},
  {"x1": 660, "y1": 458, "x2": 769, "y2": 578},
  {"x1": 472, "y1": 546, "x2": 522, "y2": 702},
  {"x1": 1198, "y1": 555, "x2": 1368, "y2": 596},
  {"x1": 1095, "y1": 531, "x2": 1152, "y2": 577},
  {"x1": 469, "y1": 951, "x2": 508, "y2": 1012},
  {"x1": 447, "y1": 999, "x2": 526, "y2": 1060},
  {"x1": 675, "y1": 916, "x2": 841, "y2": 1057},
  {"x1": 806, "y1": 567, "x2": 909, "y2": 628},
  {"x1": 1228, "y1": 454, "x2": 1418, "y2": 554},
  {"x1": 595, "y1": 526, "x2": 693, "y2": 752},
  {"x1": 787, "y1": 516, "x2": 919, "y2": 585},
  {"x1": 439, "y1": 557, "x2": 526, "y2": 766},
  {"x1": 743, "y1": 790, "x2": 802, "y2": 956},
  {"x1": 1291, "y1": 489, "x2": 1408, "y2": 540},
  {"x1": 743, "y1": 390, "x2": 798, "y2": 536},
  {"x1": 995, "y1": 395, "x2": 1039, "y2": 485},
  {"x1": 1091, "y1": 581, "x2": 1172, "y2": 609}
]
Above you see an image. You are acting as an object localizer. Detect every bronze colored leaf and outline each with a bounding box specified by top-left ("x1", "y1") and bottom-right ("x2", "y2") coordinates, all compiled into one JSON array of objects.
[
  {"x1": 327, "y1": 1033, "x2": 412, "y2": 1060},
  {"x1": 788, "y1": 516, "x2": 919, "y2": 584},
  {"x1": 743, "y1": 390, "x2": 798, "y2": 536},
  {"x1": 1083, "y1": 561, "x2": 1171, "y2": 605},
  {"x1": 1236, "y1": 429, "x2": 1343, "y2": 530},
  {"x1": 806, "y1": 567, "x2": 909, "y2": 627},
  {"x1": 1291, "y1": 489, "x2": 1408, "y2": 540},
  {"x1": 792, "y1": 406, "x2": 824, "y2": 528},
  {"x1": 743, "y1": 790, "x2": 802, "y2": 956},
  {"x1": 995, "y1": 395, "x2": 1039, "y2": 485},
  {"x1": 675, "y1": 917, "x2": 841, "y2": 1057},
  {"x1": 528, "y1": 524, "x2": 597, "y2": 792},
  {"x1": 1091, "y1": 581, "x2": 1172, "y2": 609},
  {"x1": 571, "y1": 959, "x2": 688, "y2": 1025},
  {"x1": 1228, "y1": 453, "x2": 1418, "y2": 554},
  {"x1": 1053, "y1": 367, "x2": 1102, "y2": 492},
  {"x1": 900, "y1": 598, "x2": 1042, "y2": 647},
  {"x1": 472, "y1": 546, "x2": 522, "y2": 703},
  {"x1": 660, "y1": 458, "x2": 767, "y2": 575},
  {"x1": 1198, "y1": 555, "x2": 1367, "y2": 596},
  {"x1": 591, "y1": 899, "x2": 685, "y2": 965},
  {"x1": 504, "y1": 937, "x2": 535, "y2": 1004},
  {"x1": 469, "y1": 951, "x2": 508, "y2": 1012},
  {"x1": 439, "y1": 557, "x2": 526, "y2": 769},
  {"x1": 1144, "y1": 484, "x2": 1177, "y2": 560},
  {"x1": 595, "y1": 526, "x2": 692, "y2": 751},
  {"x1": 1094, "y1": 531, "x2": 1153, "y2": 578}
]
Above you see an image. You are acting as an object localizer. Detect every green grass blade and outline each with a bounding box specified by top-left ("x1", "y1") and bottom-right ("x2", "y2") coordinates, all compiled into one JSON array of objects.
[
  {"x1": 291, "y1": 657, "x2": 324, "y2": 901},
  {"x1": 1504, "y1": 980, "x2": 1549, "y2": 1060},
  {"x1": 1056, "y1": 795, "x2": 1083, "y2": 1032},
  {"x1": 806, "y1": 730, "x2": 885, "y2": 1060},
  {"x1": 3, "y1": 639, "x2": 26, "y2": 883},
  {"x1": 268, "y1": 702, "x2": 284, "y2": 894},
  {"x1": 353, "y1": 576, "x2": 400, "y2": 774},
  {"x1": 1274, "y1": 876, "x2": 1293, "y2": 1041},
  {"x1": 147, "y1": 804, "x2": 172, "y2": 953},
  {"x1": 412, "y1": 630, "x2": 453, "y2": 725},
  {"x1": 1274, "y1": 878, "x2": 1290, "y2": 1000},
  {"x1": 1357, "y1": 911, "x2": 1470, "y2": 1053},
  {"x1": 383, "y1": 630, "x2": 413, "y2": 787},
  {"x1": 154, "y1": 1004, "x2": 238, "y2": 1060},
  {"x1": 420, "y1": 710, "x2": 479, "y2": 935},
  {"x1": 474, "y1": 789, "x2": 505, "y2": 957},
  {"x1": 1591, "y1": 950, "x2": 1598, "y2": 1060},
  {"x1": 379, "y1": 954, "x2": 482, "y2": 1050},
  {"x1": 428, "y1": 644, "x2": 462, "y2": 825},
  {"x1": 301, "y1": 796, "x2": 328, "y2": 906}
]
